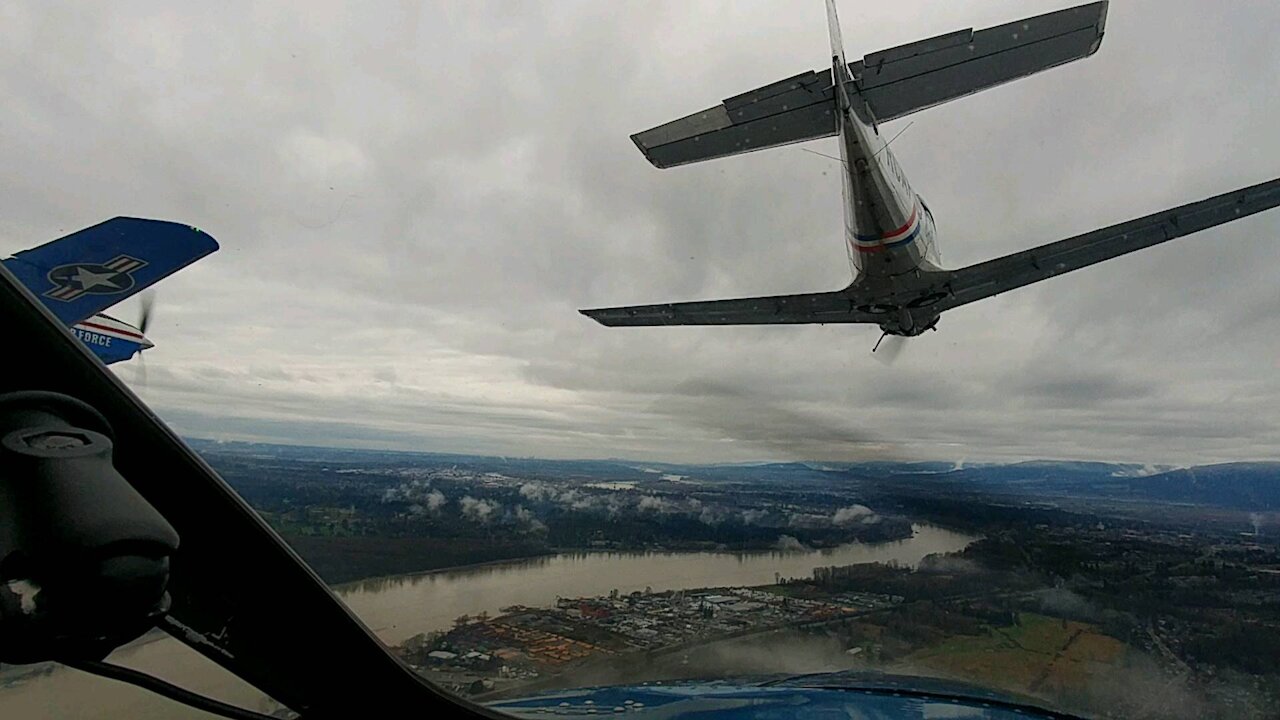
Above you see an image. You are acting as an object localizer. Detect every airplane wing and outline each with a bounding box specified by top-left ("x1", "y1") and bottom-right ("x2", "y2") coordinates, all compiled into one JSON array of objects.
[
  {"x1": 2, "y1": 217, "x2": 219, "y2": 327},
  {"x1": 580, "y1": 289, "x2": 883, "y2": 327},
  {"x1": 932, "y1": 176, "x2": 1280, "y2": 313},
  {"x1": 583, "y1": 177, "x2": 1280, "y2": 328}
]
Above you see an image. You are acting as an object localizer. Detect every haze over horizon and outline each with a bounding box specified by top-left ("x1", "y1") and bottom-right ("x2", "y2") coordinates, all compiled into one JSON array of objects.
[
  {"x1": 3, "y1": 1, "x2": 1279, "y2": 465},
  {"x1": 185, "y1": 434, "x2": 1280, "y2": 476}
]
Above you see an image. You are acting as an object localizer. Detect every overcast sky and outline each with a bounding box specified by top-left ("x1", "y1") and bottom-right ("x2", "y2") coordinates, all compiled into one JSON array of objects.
[{"x1": 2, "y1": 1, "x2": 1278, "y2": 465}]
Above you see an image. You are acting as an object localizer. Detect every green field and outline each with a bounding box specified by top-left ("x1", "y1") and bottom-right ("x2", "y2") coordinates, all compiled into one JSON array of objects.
[{"x1": 894, "y1": 612, "x2": 1127, "y2": 700}]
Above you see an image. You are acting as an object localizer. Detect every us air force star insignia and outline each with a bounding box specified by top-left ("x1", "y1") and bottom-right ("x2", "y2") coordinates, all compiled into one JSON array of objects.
[{"x1": 44, "y1": 255, "x2": 149, "y2": 302}]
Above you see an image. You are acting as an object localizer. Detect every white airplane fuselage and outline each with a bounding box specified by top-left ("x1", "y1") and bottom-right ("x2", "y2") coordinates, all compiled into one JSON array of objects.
[
  {"x1": 839, "y1": 109, "x2": 939, "y2": 275},
  {"x1": 69, "y1": 312, "x2": 153, "y2": 363},
  {"x1": 834, "y1": 59, "x2": 943, "y2": 336}
]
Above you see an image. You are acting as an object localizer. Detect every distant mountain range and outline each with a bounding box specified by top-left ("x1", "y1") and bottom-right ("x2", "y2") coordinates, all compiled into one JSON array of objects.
[
  {"x1": 184, "y1": 438, "x2": 1279, "y2": 511},
  {"x1": 867, "y1": 461, "x2": 1280, "y2": 511},
  {"x1": 1087, "y1": 462, "x2": 1280, "y2": 510}
]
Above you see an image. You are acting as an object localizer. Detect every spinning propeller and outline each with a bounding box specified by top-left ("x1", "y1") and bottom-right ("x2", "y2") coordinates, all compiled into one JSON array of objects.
[
  {"x1": 872, "y1": 332, "x2": 908, "y2": 366},
  {"x1": 133, "y1": 290, "x2": 156, "y2": 388}
]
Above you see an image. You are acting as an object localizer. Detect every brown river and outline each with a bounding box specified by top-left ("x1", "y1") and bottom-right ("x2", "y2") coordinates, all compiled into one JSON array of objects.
[{"x1": 0, "y1": 524, "x2": 976, "y2": 718}]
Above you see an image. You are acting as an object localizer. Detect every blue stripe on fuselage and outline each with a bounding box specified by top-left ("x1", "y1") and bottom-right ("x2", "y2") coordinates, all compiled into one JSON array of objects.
[{"x1": 882, "y1": 223, "x2": 922, "y2": 248}]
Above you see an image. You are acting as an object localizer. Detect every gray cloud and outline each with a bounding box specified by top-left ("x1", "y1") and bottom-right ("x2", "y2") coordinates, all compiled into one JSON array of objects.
[{"x1": 3, "y1": 1, "x2": 1279, "y2": 465}]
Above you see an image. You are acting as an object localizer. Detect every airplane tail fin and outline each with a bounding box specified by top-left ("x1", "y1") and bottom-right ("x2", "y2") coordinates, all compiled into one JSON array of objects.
[
  {"x1": 2, "y1": 217, "x2": 219, "y2": 327},
  {"x1": 631, "y1": 2, "x2": 1107, "y2": 168},
  {"x1": 825, "y1": 0, "x2": 851, "y2": 83}
]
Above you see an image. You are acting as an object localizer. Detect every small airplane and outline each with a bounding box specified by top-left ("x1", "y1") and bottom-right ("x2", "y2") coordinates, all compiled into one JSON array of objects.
[
  {"x1": 582, "y1": 0, "x2": 1280, "y2": 353},
  {"x1": 2, "y1": 217, "x2": 218, "y2": 364}
]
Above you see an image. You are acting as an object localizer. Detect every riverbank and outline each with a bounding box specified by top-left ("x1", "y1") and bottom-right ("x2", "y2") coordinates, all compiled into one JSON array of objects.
[
  {"x1": 280, "y1": 533, "x2": 552, "y2": 585},
  {"x1": 338, "y1": 524, "x2": 976, "y2": 645},
  {"x1": 292, "y1": 518, "x2": 916, "y2": 587},
  {"x1": 332, "y1": 531, "x2": 920, "y2": 593}
]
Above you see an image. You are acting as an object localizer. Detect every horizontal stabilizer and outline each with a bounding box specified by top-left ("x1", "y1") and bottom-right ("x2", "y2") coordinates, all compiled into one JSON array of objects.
[
  {"x1": 631, "y1": 70, "x2": 838, "y2": 169},
  {"x1": 581, "y1": 289, "x2": 882, "y2": 327},
  {"x1": 2, "y1": 217, "x2": 219, "y2": 327},
  {"x1": 632, "y1": 2, "x2": 1107, "y2": 168},
  {"x1": 852, "y1": 1, "x2": 1107, "y2": 123}
]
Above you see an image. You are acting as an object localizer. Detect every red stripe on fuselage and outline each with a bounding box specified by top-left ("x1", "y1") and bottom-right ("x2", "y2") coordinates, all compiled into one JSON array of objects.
[
  {"x1": 853, "y1": 203, "x2": 920, "y2": 254},
  {"x1": 879, "y1": 206, "x2": 918, "y2": 241},
  {"x1": 78, "y1": 320, "x2": 145, "y2": 340},
  {"x1": 854, "y1": 204, "x2": 918, "y2": 244}
]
